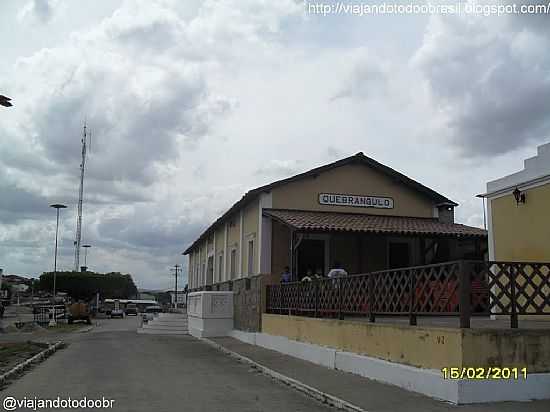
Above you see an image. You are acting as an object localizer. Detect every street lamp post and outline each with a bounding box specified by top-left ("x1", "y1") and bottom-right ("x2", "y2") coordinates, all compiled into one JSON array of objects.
[
  {"x1": 82, "y1": 244, "x2": 91, "y2": 272},
  {"x1": 50, "y1": 204, "x2": 67, "y2": 326}
]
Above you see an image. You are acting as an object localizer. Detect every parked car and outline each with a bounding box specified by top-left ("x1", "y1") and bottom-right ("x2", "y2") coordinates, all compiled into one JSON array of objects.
[
  {"x1": 125, "y1": 303, "x2": 138, "y2": 316},
  {"x1": 142, "y1": 305, "x2": 162, "y2": 323},
  {"x1": 110, "y1": 308, "x2": 124, "y2": 318}
]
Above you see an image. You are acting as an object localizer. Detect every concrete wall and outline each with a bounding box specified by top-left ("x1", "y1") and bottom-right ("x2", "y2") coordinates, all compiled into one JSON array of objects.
[
  {"x1": 262, "y1": 314, "x2": 550, "y2": 372},
  {"x1": 271, "y1": 163, "x2": 436, "y2": 218},
  {"x1": 462, "y1": 329, "x2": 550, "y2": 373},
  {"x1": 491, "y1": 183, "x2": 550, "y2": 261},
  {"x1": 218, "y1": 276, "x2": 260, "y2": 331},
  {"x1": 263, "y1": 314, "x2": 462, "y2": 369}
]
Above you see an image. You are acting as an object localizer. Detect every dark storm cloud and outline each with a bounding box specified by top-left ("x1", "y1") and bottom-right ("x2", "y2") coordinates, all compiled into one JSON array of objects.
[
  {"x1": 0, "y1": 179, "x2": 51, "y2": 223},
  {"x1": 414, "y1": 13, "x2": 550, "y2": 156},
  {"x1": 97, "y1": 214, "x2": 205, "y2": 252},
  {"x1": 29, "y1": 66, "x2": 211, "y2": 187}
]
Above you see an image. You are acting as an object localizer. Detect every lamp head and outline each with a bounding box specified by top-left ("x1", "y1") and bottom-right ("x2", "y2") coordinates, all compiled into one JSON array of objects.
[{"x1": 512, "y1": 188, "x2": 526, "y2": 205}]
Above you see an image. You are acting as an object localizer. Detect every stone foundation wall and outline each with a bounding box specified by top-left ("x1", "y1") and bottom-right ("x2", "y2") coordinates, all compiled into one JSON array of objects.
[{"x1": 213, "y1": 273, "x2": 280, "y2": 332}]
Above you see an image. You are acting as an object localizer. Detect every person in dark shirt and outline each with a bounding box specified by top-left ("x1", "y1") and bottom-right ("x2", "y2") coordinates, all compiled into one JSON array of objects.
[{"x1": 281, "y1": 266, "x2": 291, "y2": 283}]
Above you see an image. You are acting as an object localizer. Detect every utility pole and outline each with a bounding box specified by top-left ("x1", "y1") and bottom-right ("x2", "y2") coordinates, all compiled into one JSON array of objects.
[
  {"x1": 50, "y1": 203, "x2": 67, "y2": 326},
  {"x1": 171, "y1": 265, "x2": 181, "y2": 311}
]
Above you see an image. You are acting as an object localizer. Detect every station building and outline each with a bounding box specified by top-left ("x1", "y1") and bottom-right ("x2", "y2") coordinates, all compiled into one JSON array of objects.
[{"x1": 184, "y1": 152, "x2": 487, "y2": 289}]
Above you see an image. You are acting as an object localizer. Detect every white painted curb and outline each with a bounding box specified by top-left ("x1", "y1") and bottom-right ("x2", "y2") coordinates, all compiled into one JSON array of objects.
[
  {"x1": 0, "y1": 341, "x2": 65, "y2": 385},
  {"x1": 226, "y1": 331, "x2": 550, "y2": 404},
  {"x1": 202, "y1": 337, "x2": 367, "y2": 412}
]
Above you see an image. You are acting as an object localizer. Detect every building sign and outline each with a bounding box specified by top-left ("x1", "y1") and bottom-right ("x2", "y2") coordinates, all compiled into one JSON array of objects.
[{"x1": 319, "y1": 193, "x2": 394, "y2": 209}]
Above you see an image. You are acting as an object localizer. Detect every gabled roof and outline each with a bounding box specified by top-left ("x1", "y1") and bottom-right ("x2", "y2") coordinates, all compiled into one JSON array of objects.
[
  {"x1": 183, "y1": 152, "x2": 457, "y2": 254},
  {"x1": 263, "y1": 209, "x2": 486, "y2": 238}
]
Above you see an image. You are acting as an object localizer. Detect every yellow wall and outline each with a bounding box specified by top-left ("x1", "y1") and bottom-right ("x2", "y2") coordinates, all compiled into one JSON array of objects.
[
  {"x1": 491, "y1": 183, "x2": 550, "y2": 261},
  {"x1": 271, "y1": 163, "x2": 435, "y2": 217},
  {"x1": 462, "y1": 330, "x2": 550, "y2": 373},
  {"x1": 262, "y1": 314, "x2": 550, "y2": 372},
  {"x1": 263, "y1": 314, "x2": 462, "y2": 369}
]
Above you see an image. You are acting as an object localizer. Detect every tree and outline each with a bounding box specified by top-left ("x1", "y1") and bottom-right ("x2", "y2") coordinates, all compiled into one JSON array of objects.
[
  {"x1": 38, "y1": 271, "x2": 138, "y2": 301},
  {"x1": 155, "y1": 292, "x2": 172, "y2": 305},
  {"x1": 1, "y1": 283, "x2": 12, "y2": 300}
]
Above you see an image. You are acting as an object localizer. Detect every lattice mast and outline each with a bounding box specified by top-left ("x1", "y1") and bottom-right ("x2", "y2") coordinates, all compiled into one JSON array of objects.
[{"x1": 73, "y1": 123, "x2": 90, "y2": 271}]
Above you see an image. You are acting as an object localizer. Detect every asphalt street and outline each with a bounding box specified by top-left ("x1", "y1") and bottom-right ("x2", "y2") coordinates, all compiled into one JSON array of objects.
[{"x1": 1, "y1": 316, "x2": 331, "y2": 412}]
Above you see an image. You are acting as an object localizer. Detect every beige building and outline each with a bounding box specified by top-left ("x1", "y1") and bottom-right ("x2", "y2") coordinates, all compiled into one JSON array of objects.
[
  {"x1": 185, "y1": 153, "x2": 487, "y2": 289},
  {"x1": 483, "y1": 142, "x2": 550, "y2": 262},
  {"x1": 481, "y1": 142, "x2": 550, "y2": 319}
]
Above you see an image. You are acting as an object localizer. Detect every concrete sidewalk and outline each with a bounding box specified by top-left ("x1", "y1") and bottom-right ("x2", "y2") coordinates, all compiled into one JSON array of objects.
[{"x1": 209, "y1": 336, "x2": 550, "y2": 412}]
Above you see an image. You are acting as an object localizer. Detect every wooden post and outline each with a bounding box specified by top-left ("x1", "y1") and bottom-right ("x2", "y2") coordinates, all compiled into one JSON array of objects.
[
  {"x1": 279, "y1": 283, "x2": 283, "y2": 315},
  {"x1": 459, "y1": 261, "x2": 472, "y2": 328},
  {"x1": 314, "y1": 280, "x2": 318, "y2": 318},
  {"x1": 409, "y1": 269, "x2": 417, "y2": 326},
  {"x1": 266, "y1": 285, "x2": 270, "y2": 314},
  {"x1": 368, "y1": 273, "x2": 375, "y2": 323},
  {"x1": 338, "y1": 277, "x2": 344, "y2": 320},
  {"x1": 510, "y1": 265, "x2": 518, "y2": 329}
]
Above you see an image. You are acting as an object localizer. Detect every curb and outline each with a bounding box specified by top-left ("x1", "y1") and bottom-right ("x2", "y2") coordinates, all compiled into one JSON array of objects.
[
  {"x1": 0, "y1": 341, "x2": 65, "y2": 385},
  {"x1": 202, "y1": 338, "x2": 367, "y2": 412},
  {"x1": 78, "y1": 326, "x2": 94, "y2": 333}
]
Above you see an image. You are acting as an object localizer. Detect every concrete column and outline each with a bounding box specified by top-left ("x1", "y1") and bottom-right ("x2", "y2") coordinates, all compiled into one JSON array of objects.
[
  {"x1": 191, "y1": 252, "x2": 193, "y2": 289},
  {"x1": 258, "y1": 193, "x2": 272, "y2": 275},
  {"x1": 224, "y1": 222, "x2": 228, "y2": 281},
  {"x1": 213, "y1": 231, "x2": 217, "y2": 283},
  {"x1": 203, "y1": 243, "x2": 207, "y2": 287},
  {"x1": 239, "y1": 209, "x2": 244, "y2": 278}
]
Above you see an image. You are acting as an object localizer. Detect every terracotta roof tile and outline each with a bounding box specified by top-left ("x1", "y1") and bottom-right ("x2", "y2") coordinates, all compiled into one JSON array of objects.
[{"x1": 263, "y1": 209, "x2": 487, "y2": 238}]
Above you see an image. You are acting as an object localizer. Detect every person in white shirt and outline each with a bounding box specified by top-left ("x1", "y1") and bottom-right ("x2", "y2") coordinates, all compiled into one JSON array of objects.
[{"x1": 327, "y1": 261, "x2": 348, "y2": 278}]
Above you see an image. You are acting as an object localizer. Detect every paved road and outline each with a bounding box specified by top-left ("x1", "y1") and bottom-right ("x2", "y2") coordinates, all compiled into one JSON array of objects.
[{"x1": 2, "y1": 317, "x2": 330, "y2": 412}]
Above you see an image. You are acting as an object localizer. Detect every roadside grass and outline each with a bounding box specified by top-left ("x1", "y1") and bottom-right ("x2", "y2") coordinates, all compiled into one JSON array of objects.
[
  {"x1": 46, "y1": 323, "x2": 88, "y2": 333},
  {"x1": 0, "y1": 342, "x2": 47, "y2": 375}
]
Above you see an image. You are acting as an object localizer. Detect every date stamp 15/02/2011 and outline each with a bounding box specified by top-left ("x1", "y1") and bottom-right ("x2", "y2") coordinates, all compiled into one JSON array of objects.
[{"x1": 441, "y1": 367, "x2": 528, "y2": 380}]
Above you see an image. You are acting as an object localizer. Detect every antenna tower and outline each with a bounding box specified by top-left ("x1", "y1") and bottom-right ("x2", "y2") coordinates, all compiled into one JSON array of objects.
[{"x1": 74, "y1": 123, "x2": 90, "y2": 271}]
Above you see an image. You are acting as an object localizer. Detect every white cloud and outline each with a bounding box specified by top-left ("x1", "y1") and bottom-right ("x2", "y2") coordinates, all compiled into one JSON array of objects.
[
  {"x1": 2, "y1": 1, "x2": 549, "y2": 289},
  {"x1": 412, "y1": 12, "x2": 550, "y2": 156}
]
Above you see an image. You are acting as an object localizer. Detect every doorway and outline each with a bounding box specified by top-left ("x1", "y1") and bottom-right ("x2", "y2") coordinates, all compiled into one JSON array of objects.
[
  {"x1": 297, "y1": 239, "x2": 325, "y2": 279},
  {"x1": 389, "y1": 242, "x2": 410, "y2": 269}
]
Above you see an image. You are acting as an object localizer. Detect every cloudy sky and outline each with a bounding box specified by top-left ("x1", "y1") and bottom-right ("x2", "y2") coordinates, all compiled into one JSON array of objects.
[{"x1": 1, "y1": 0, "x2": 549, "y2": 289}]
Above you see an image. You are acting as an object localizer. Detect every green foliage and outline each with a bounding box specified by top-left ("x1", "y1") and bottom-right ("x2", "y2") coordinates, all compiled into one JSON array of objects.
[
  {"x1": 155, "y1": 291, "x2": 172, "y2": 305},
  {"x1": 1, "y1": 283, "x2": 12, "y2": 299},
  {"x1": 38, "y1": 271, "x2": 138, "y2": 300}
]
